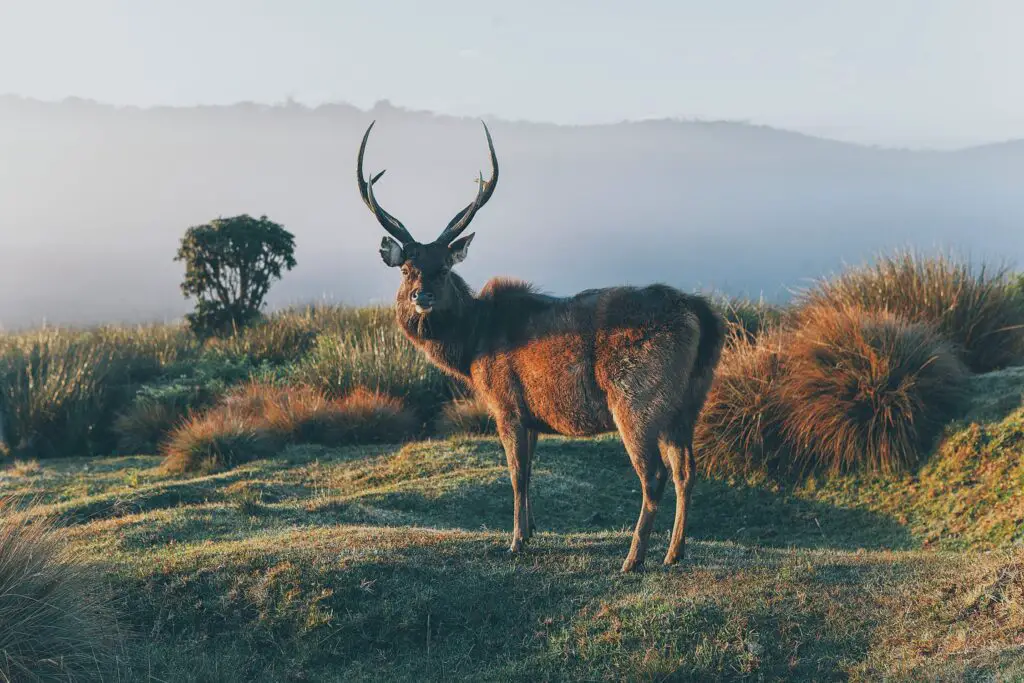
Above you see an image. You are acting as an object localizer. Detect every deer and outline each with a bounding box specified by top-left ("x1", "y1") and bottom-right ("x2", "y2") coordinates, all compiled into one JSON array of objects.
[{"x1": 355, "y1": 120, "x2": 725, "y2": 572}]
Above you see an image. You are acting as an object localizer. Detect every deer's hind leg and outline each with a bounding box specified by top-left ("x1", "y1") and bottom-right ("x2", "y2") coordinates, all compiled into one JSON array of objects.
[
  {"x1": 616, "y1": 414, "x2": 669, "y2": 573},
  {"x1": 524, "y1": 428, "x2": 538, "y2": 540},
  {"x1": 661, "y1": 419, "x2": 697, "y2": 566}
]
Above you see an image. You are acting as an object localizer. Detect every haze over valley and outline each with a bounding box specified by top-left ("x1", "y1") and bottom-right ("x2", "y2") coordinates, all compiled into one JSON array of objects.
[{"x1": 1, "y1": 95, "x2": 1022, "y2": 329}]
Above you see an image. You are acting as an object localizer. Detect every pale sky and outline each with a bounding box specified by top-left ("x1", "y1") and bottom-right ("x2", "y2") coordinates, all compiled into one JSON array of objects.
[{"x1": 0, "y1": 0, "x2": 1021, "y2": 148}]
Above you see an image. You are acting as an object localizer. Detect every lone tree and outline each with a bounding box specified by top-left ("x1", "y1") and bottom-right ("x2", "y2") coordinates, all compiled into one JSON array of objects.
[{"x1": 175, "y1": 214, "x2": 296, "y2": 337}]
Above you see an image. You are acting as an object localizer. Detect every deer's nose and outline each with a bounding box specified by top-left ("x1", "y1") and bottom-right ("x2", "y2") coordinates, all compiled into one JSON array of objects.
[{"x1": 411, "y1": 290, "x2": 435, "y2": 308}]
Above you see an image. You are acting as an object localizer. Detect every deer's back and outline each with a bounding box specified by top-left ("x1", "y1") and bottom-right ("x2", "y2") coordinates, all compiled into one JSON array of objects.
[{"x1": 471, "y1": 282, "x2": 707, "y2": 436}]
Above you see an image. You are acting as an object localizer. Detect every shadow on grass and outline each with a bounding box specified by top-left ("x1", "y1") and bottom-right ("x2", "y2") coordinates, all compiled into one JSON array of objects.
[
  {"x1": 121, "y1": 530, "x2": 884, "y2": 682},
  {"x1": 301, "y1": 437, "x2": 916, "y2": 551},
  {"x1": 63, "y1": 436, "x2": 915, "y2": 553}
]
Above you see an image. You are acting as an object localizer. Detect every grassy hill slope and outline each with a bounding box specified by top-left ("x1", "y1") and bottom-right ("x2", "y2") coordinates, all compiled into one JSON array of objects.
[{"x1": 3, "y1": 390, "x2": 1023, "y2": 681}]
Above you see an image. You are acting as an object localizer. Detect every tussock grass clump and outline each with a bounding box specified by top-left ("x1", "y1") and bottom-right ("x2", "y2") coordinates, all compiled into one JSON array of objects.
[
  {"x1": 435, "y1": 396, "x2": 497, "y2": 437},
  {"x1": 0, "y1": 331, "x2": 119, "y2": 458},
  {"x1": 695, "y1": 328, "x2": 792, "y2": 478},
  {"x1": 161, "y1": 410, "x2": 278, "y2": 475},
  {"x1": 0, "y1": 498, "x2": 124, "y2": 682},
  {"x1": 323, "y1": 387, "x2": 420, "y2": 444},
  {"x1": 797, "y1": 252, "x2": 1024, "y2": 372},
  {"x1": 779, "y1": 304, "x2": 968, "y2": 475},
  {"x1": 162, "y1": 383, "x2": 417, "y2": 474},
  {"x1": 237, "y1": 382, "x2": 418, "y2": 446}
]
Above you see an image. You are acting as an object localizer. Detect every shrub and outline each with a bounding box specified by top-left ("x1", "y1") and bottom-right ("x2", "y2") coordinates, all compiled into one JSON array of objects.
[
  {"x1": 435, "y1": 396, "x2": 497, "y2": 437},
  {"x1": 0, "y1": 498, "x2": 124, "y2": 682},
  {"x1": 796, "y1": 251, "x2": 1024, "y2": 372},
  {"x1": 175, "y1": 214, "x2": 296, "y2": 338},
  {"x1": 695, "y1": 328, "x2": 792, "y2": 478},
  {"x1": 778, "y1": 304, "x2": 968, "y2": 475}
]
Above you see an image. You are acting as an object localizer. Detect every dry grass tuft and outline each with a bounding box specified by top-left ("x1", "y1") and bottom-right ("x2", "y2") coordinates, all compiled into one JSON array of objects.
[
  {"x1": 435, "y1": 396, "x2": 497, "y2": 437},
  {"x1": 779, "y1": 304, "x2": 968, "y2": 475},
  {"x1": 696, "y1": 327, "x2": 792, "y2": 478},
  {"x1": 0, "y1": 498, "x2": 124, "y2": 682},
  {"x1": 9, "y1": 459, "x2": 43, "y2": 478},
  {"x1": 235, "y1": 382, "x2": 419, "y2": 446},
  {"x1": 797, "y1": 251, "x2": 1024, "y2": 372},
  {"x1": 161, "y1": 410, "x2": 278, "y2": 475},
  {"x1": 161, "y1": 383, "x2": 418, "y2": 474},
  {"x1": 326, "y1": 386, "x2": 420, "y2": 444}
]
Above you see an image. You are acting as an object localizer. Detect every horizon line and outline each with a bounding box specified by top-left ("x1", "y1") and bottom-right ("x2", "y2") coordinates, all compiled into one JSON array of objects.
[{"x1": 2, "y1": 93, "x2": 1020, "y2": 154}]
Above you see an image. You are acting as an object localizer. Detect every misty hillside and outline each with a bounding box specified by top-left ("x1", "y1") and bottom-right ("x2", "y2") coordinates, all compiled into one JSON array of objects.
[{"x1": 0, "y1": 96, "x2": 1022, "y2": 329}]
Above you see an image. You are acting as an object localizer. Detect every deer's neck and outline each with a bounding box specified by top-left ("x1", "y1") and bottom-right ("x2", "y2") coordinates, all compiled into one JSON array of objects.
[{"x1": 396, "y1": 275, "x2": 480, "y2": 382}]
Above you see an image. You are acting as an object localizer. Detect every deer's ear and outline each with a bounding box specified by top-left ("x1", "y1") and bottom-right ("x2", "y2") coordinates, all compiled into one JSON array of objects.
[
  {"x1": 379, "y1": 236, "x2": 405, "y2": 267},
  {"x1": 448, "y1": 233, "x2": 474, "y2": 266}
]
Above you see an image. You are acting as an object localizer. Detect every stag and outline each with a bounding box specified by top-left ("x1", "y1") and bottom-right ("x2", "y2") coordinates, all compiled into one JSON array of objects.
[{"x1": 356, "y1": 121, "x2": 724, "y2": 572}]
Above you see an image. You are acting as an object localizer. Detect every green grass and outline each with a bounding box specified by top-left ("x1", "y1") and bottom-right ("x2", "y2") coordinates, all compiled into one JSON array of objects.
[
  {"x1": 808, "y1": 366, "x2": 1024, "y2": 551},
  {"x1": 2, "y1": 384, "x2": 1022, "y2": 681},
  {"x1": 0, "y1": 304, "x2": 450, "y2": 459}
]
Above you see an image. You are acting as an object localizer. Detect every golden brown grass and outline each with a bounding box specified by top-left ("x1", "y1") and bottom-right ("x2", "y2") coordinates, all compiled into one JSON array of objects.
[
  {"x1": 779, "y1": 304, "x2": 968, "y2": 475},
  {"x1": 797, "y1": 251, "x2": 1024, "y2": 372},
  {"x1": 161, "y1": 409, "x2": 277, "y2": 475},
  {"x1": 435, "y1": 396, "x2": 497, "y2": 437},
  {"x1": 161, "y1": 383, "x2": 418, "y2": 474},
  {"x1": 0, "y1": 498, "x2": 124, "y2": 682},
  {"x1": 9, "y1": 459, "x2": 42, "y2": 477},
  {"x1": 695, "y1": 327, "x2": 792, "y2": 478}
]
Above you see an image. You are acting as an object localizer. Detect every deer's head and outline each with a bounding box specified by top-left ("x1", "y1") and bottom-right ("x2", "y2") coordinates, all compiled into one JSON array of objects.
[{"x1": 357, "y1": 121, "x2": 498, "y2": 315}]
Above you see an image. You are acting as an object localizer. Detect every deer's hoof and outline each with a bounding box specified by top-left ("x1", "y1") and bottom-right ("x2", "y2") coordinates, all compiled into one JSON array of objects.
[
  {"x1": 620, "y1": 558, "x2": 646, "y2": 574},
  {"x1": 663, "y1": 552, "x2": 683, "y2": 566},
  {"x1": 508, "y1": 538, "x2": 525, "y2": 554}
]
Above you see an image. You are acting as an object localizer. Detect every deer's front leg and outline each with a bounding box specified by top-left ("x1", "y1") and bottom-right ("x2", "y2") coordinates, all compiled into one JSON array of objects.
[{"x1": 498, "y1": 419, "x2": 531, "y2": 553}]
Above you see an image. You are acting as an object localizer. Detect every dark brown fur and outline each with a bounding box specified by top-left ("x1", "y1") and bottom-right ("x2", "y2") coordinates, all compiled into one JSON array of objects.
[{"x1": 394, "y1": 255, "x2": 725, "y2": 572}]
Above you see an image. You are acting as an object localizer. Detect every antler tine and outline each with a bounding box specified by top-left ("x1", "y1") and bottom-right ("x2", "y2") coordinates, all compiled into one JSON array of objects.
[
  {"x1": 357, "y1": 121, "x2": 416, "y2": 245},
  {"x1": 435, "y1": 121, "x2": 499, "y2": 245}
]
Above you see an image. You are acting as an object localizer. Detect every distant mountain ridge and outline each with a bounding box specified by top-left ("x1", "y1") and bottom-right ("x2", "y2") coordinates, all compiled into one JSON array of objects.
[{"x1": 1, "y1": 96, "x2": 1022, "y2": 329}]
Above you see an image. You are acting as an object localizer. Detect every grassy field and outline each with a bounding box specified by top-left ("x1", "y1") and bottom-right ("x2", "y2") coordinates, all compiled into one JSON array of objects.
[
  {"x1": 1, "y1": 252, "x2": 1023, "y2": 681},
  {"x1": 2, "y1": 366, "x2": 1022, "y2": 681}
]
